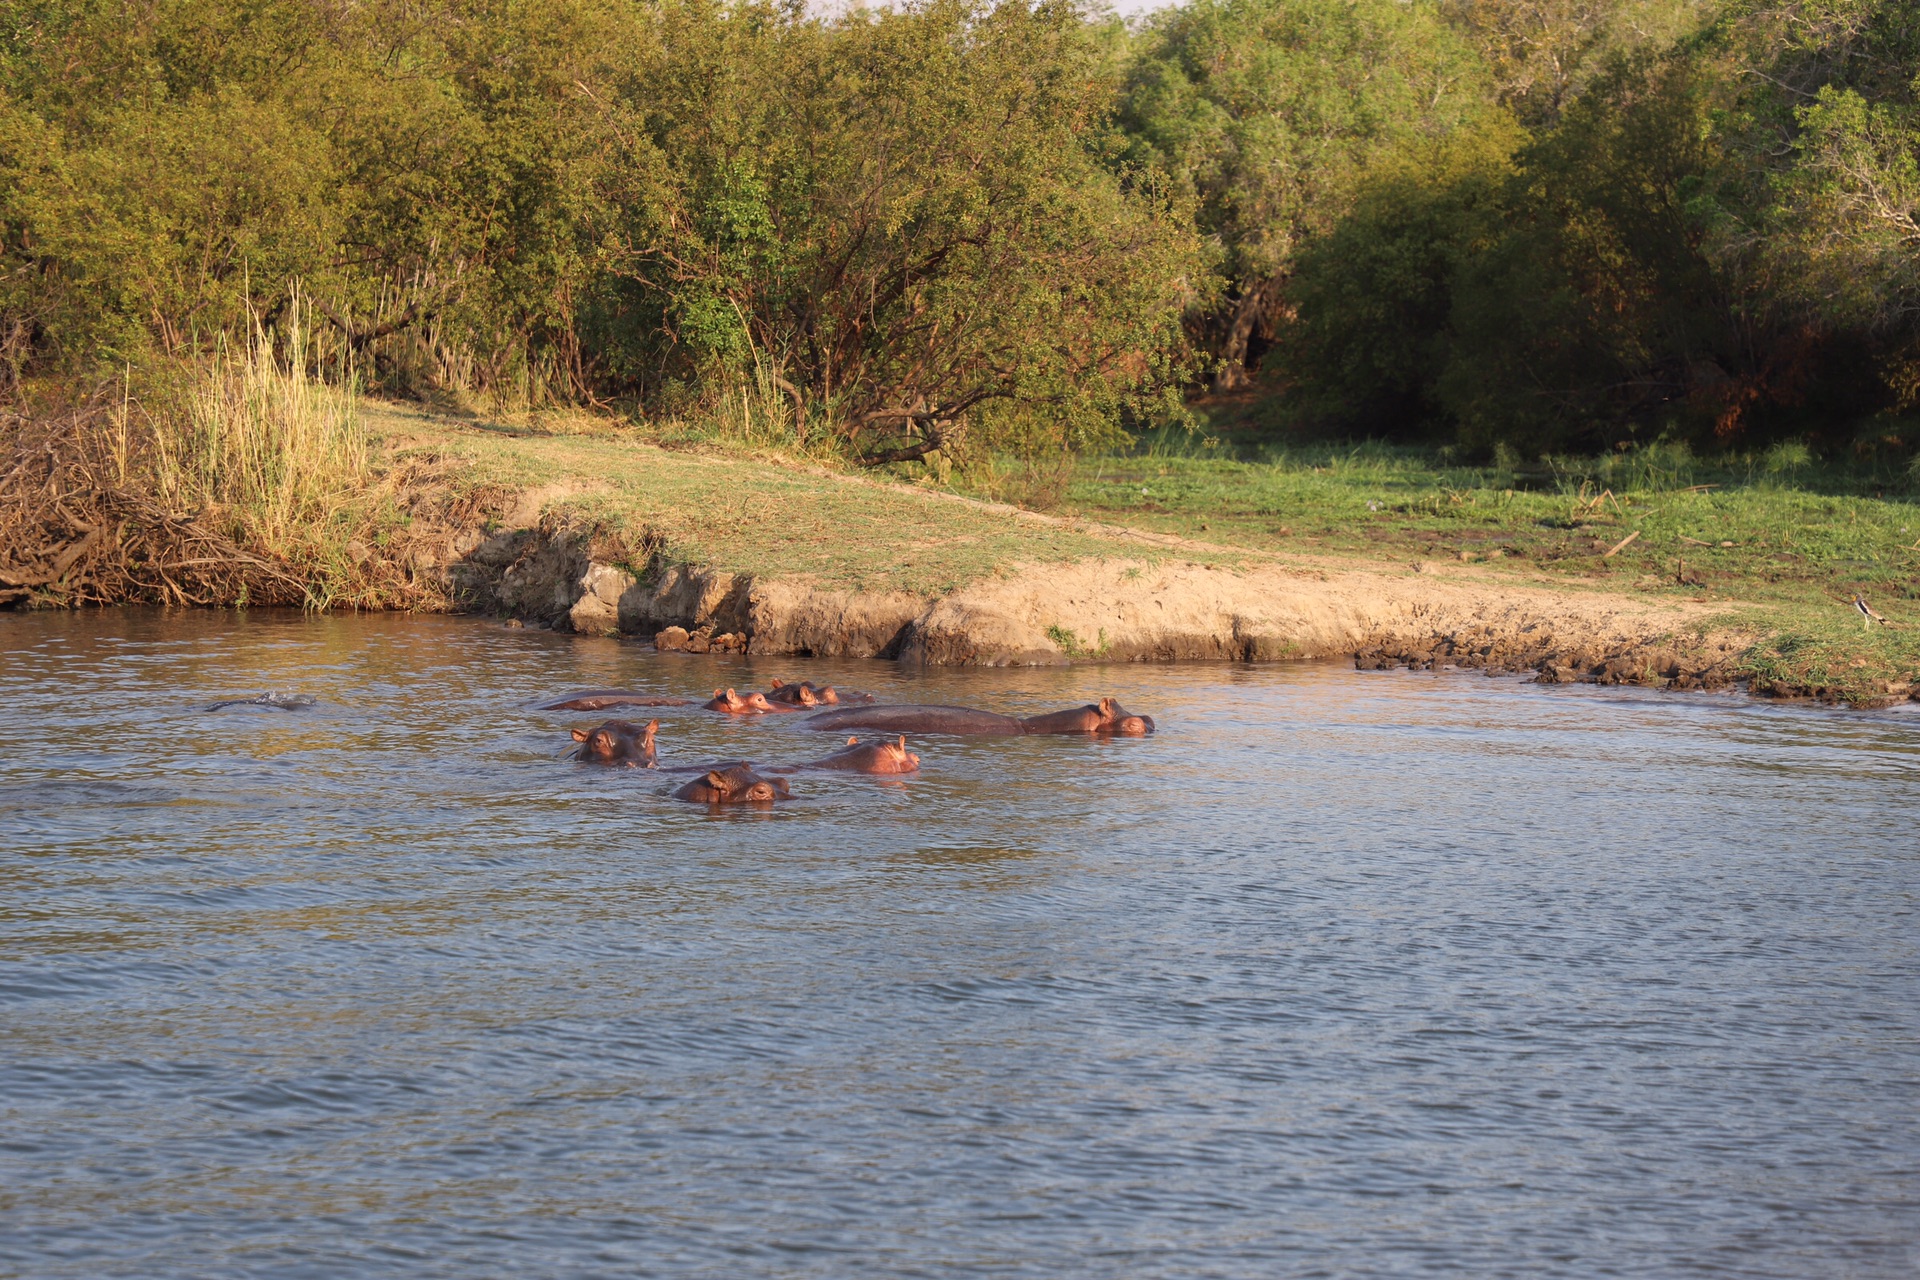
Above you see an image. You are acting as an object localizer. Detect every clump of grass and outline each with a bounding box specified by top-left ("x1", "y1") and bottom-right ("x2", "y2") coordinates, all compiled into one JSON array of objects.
[
  {"x1": 142, "y1": 297, "x2": 369, "y2": 558},
  {"x1": 1045, "y1": 624, "x2": 1109, "y2": 658},
  {"x1": 705, "y1": 365, "x2": 806, "y2": 451},
  {"x1": 1737, "y1": 606, "x2": 1919, "y2": 706},
  {"x1": 3, "y1": 299, "x2": 464, "y2": 611},
  {"x1": 636, "y1": 365, "x2": 852, "y2": 467}
]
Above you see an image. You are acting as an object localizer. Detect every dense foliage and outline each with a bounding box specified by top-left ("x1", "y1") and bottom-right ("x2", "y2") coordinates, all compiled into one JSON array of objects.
[
  {"x1": 0, "y1": 0, "x2": 1202, "y2": 460},
  {"x1": 1120, "y1": 0, "x2": 1494, "y2": 389},
  {"x1": 1, "y1": 0, "x2": 1917, "y2": 461},
  {"x1": 1279, "y1": 0, "x2": 1920, "y2": 453}
]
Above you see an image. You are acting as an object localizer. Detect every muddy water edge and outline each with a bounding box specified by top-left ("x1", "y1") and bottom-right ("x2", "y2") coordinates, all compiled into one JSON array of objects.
[{"x1": 1, "y1": 609, "x2": 1916, "y2": 1279}]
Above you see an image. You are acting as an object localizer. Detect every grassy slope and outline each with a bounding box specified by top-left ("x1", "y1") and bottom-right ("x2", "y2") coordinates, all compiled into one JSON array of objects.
[
  {"x1": 367, "y1": 401, "x2": 1217, "y2": 597},
  {"x1": 370, "y1": 400, "x2": 1920, "y2": 703},
  {"x1": 1032, "y1": 439, "x2": 1920, "y2": 702}
]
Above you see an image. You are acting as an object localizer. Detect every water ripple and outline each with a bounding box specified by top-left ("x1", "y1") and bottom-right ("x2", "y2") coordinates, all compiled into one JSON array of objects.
[{"x1": 0, "y1": 609, "x2": 1915, "y2": 1278}]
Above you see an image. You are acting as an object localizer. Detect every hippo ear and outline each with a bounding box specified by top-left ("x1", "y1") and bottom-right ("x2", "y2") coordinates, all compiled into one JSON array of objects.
[
  {"x1": 895, "y1": 735, "x2": 907, "y2": 749},
  {"x1": 771, "y1": 678, "x2": 785, "y2": 689},
  {"x1": 847, "y1": 736, "x2": 859, "y2": 746},
  {"x1": 704, "y1": 770, "x2": 728, "y2": 788},
  {"x1": 643, "y1": 719, "x2": 659, "y2": 737},
  {"x1": 571, "y1": 728, "x2": 589, "y2": 742},
  {"x1": 1098, "y1": 696, "x2": 1117, "y2": 717}
]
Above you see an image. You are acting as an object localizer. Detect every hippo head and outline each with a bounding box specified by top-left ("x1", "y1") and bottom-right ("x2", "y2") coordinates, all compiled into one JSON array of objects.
[
  {"x1": 768, "y1": 679, "x2": 833, "y2": 707},
  {"x1": 1096, "y1": 697, "x2": 1155, "y2": 736},
  {"x1": 865, "y1": 735, "x2": 919, "y2": 772},
  {"x1": 675, "y1": 764, "x2": 792, "y2": 804},
  {"x1": 738, "y1": 771, "x2": 790, "y2": 802},
  {"x1": 571, "y1": 718, "x2": 659, "y2": 766},
  {"x1": 707, "y1": 688, "x2": 774, "y2": 714}
]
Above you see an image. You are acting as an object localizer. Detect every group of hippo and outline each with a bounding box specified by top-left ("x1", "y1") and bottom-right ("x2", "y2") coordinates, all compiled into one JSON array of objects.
[{"x1": 548, "y1": 678, "x2": 1156, "y2": 806}]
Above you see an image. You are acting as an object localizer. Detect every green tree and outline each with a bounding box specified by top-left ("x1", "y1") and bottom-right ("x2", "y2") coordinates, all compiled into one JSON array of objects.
[
  {"x1": 1283, "y1": 0, "x2": 1920, "y2": 453},
  {"x1": 1277, "y1": 122, "x2": 1519, "y2": 436},
  {"x1": 1121, "y1": 0, "x2": 1492, "y2": 389},
  {"x1": 1440, "y1": 0, "x2": 1716, "y2": 125},
  {"x1": 598, "y1": 0, "x2": 1205, "y2": 460},
  {"x1": 0, "y1": 0, "x2": 623, "y2": 395}
]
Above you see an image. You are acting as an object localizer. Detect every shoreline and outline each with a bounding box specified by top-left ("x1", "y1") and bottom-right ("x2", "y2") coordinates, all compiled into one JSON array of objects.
[
  {"x1": 8, "y1": 400, "x2": 1917, "y2": 709},
  {"x1": 453, "y1": 521, "x2": 1771, "y2": 698}
]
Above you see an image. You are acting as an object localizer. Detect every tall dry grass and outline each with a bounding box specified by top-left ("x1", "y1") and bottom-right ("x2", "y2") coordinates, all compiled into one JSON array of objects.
[
  {"x1": 706, "y1": 365, "x2": 808, "y2": 451},
  {"x1": 4, "y1": 297, "x2": 467, "y2": 611},
  {"x1": 133, "y1": 299, "x2": 370, "y2": 559}
]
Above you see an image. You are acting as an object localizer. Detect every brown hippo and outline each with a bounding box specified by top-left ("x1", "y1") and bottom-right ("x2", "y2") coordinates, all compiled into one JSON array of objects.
[
  {"x1": 702, "y1": 688, "x2": 776, "y2": 715},
  {"x1": 672, "y1": 764, "x2": 792, "y2": 804},
  {"x1": 775, "y1": 735, "x2": 921, "y2": 774},
  {"x1": 1017, "y1": 697, "x2": 1155, "y2": 736},
  {"x1": 765, "y1": 679, "x2": 877, "y2": 708},
  {"x1": 764, "y1": 678, "x2": 832, "y2": 708},
  {"x1": 541, "y1": 690, "x2": 694, "y2": 712},
  {"x1": 803, "y1": 697, "x2": 1154, "y2": 737},
  {"x1": 571, "y1": 718, "x2": 659, "y2": 767},
  {"x1": 802, "y1": 704, "x2": 1023, "y2": 735}
]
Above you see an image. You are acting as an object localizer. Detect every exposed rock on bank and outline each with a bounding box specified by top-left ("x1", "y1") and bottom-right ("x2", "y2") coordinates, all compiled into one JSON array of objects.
[{"x1": 449, "y1": 525, "x2": 1754, "y2": 694}]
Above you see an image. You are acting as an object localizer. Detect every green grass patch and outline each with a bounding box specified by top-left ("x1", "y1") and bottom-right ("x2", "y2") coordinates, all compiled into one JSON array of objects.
[
  {"x1": 1025, "y1": 439, "x2": 1920, "y2": 702},
  {"x1": 373, "y1": 400, "x2": 1920, "y2": 703},
  {"x1": 1045, "y1": 624, "x2": 1109, "y2": 658},
  {"x1": 365, "y1": 400, "x2": 1221, "y2": 597}
]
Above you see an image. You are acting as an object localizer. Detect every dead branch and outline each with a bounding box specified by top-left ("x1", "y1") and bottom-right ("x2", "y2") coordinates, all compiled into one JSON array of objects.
[{"x1": 0, "y1": 401, "x2": 456, "y2": 612}]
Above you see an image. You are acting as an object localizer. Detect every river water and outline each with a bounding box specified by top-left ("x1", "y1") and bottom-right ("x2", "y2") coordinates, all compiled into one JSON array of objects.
[{"x1": 1, "y1": 610, "x2": 1915, "y2": 1278}]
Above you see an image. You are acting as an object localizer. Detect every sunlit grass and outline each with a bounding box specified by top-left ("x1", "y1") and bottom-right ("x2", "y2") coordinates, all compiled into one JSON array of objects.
[
  {"x1": 85, "y1": 298, "x2": 450, "y2": 609},
  {"x1": 138, "y1": 299, "x2": 369, "y2": 557},
  {"x1": 362, "y1": 400, "x2": 1175, "y2": 597},
  {"x1": 1044, "y1": 437, "x2": 1920, "y2": 702},
  {"x1": 366, "y1": 399, "x2": 1920, "y2": 702}
]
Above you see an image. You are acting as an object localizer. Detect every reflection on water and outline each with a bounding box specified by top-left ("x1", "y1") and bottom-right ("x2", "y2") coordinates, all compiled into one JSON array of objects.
[{"x1": 1, "y1": 609, "x2": 1916, "y2": 1278}]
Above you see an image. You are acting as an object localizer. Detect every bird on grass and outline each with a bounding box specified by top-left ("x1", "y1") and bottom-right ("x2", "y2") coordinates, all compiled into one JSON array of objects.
[{"x1": 1854, "y1": 595, "x2": 1892, "y2": 629}]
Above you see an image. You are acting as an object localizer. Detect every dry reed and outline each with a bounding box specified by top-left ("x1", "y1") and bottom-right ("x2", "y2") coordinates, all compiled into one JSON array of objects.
[{"x1": 1, "y1": 301, "x2": 479, "y2": 611}]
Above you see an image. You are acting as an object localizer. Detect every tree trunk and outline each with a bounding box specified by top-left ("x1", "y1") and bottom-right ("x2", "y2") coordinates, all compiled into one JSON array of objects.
[{"x1": 1212, "y1": 280, "x2": 1270, "y2": 392}]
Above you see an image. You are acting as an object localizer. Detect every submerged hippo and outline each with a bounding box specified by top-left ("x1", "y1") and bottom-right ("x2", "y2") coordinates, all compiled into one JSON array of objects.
[
  {"x1": 764, "y1": 678, "x2": 832, "y2": 708},
  {"x1": 672, "y1": 764, "x2": 792, "y2": 804},
  {"x1": 764, "y1": 679, "x2": 876, "y2": 708},
  {"x1": 1018, "y1": 697, "x2": 1155, "y2": 736},
  {"x1": 779, "y1": 735, "x2": 921, "y2": 774},
  {"x1": 207, "y1": 692, "x2": 317, "y2": 712},
  {"x1": 802, "y1": 704, "x2": 1022, "y2": 735},
  {"x1": 803, "y1": 697, "x2": 1154, "y2": 737},
  {"x1": 541, "y1": 690, "x2": 693, "y2": 712},
  {"x1": 571, "y1": 718, "x2": 659, "y2": 767},
  {"x1": 702, "y1": 688, "x2": 776, "y2": 715}
]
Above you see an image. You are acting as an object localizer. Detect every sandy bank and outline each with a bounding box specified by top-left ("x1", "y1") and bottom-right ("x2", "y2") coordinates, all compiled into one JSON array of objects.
[
  {"x1": 14, "y1": 399, "x2": 1907, "y2": 704},
  {"x1": 447, "y1": 518, "x2": 1755, "y2": 694}
]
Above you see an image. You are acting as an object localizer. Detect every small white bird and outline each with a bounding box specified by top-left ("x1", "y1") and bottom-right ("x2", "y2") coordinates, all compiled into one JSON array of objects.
[{"x1": 1854, "y1": 595, "x2": 1890, "y2": 628}]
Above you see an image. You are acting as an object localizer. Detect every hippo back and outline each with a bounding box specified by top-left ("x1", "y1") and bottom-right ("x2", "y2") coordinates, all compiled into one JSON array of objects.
[{"x1": 801, "y1": 705, "x2": 1023, "y2": 736}]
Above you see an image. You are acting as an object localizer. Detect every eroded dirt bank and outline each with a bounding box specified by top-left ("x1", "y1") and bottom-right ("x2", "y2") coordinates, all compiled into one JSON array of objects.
[
  {"x1": 11, "y1": 401, "x2": 1912, "y2": 706},
  {"x1": 449, "y1": 523, "x2": 1766, "y2": 696}
]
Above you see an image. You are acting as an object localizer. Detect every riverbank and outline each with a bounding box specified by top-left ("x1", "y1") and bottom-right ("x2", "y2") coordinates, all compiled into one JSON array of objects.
[
  {"x1": 5, "y1": 394, "x2": 1915, "y2": 705},
  {"x1": 362, "y1": 400, "x2": 1907, "y2": 706}
]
